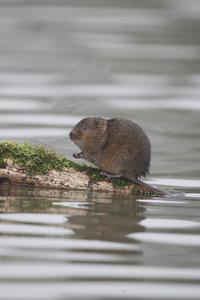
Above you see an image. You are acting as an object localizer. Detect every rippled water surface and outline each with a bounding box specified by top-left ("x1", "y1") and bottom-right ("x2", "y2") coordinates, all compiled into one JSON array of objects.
[{"x1": 0, "y1": 0, "x2": 200, "y2": 299}]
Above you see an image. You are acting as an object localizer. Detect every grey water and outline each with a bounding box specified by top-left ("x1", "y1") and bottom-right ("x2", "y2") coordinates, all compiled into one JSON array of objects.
[{"x1": 0, "y1": 0, "x2": 200, "y2": 299}]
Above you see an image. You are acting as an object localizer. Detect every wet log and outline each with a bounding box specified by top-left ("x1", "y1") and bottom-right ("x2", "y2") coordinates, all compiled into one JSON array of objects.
[{"x1": 0, "y1": 141, "x2": 169, "y2": 196}]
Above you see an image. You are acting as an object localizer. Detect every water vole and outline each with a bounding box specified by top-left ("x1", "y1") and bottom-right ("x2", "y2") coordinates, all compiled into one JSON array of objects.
[
  {"x1": 69, "y1": 117, "x2": 171, "y2": 196},
  {"x1": 69, "y1": 116, "x2": 152, "y2": 182}
]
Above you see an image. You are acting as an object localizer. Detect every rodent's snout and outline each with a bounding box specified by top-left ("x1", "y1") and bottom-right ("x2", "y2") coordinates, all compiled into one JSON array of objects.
[{"x1": 69, "y1": 130, "x2": 74, "y2": 140}]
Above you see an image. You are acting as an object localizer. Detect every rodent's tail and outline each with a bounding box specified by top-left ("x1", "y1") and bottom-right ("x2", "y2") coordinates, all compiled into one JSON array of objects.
[{"x1": 134, "y1": 179, "x2": 171, "y2": 196}]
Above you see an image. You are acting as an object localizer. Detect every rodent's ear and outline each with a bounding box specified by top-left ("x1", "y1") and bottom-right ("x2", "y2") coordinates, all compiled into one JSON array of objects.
[{"x1": 98, "y1": 118, "x2": 108, "y2": 132}]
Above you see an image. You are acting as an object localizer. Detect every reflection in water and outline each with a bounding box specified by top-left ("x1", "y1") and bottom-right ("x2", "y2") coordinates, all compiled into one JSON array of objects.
[
  {"x1": 0, "y1": 186, "x2": 145, "y2": 243},
  {"x1": 68, "y1": 198, "x2": 145, "y2": 243},
  {"x1": 0, "y1": 185, "x2": 200, "y2": 300}
]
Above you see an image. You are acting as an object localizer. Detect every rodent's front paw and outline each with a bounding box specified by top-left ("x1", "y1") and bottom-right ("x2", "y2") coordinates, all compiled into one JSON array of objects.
[
  {"x1": 73, "y1": 152, "x2": 80, "y2": 158},
  {"x1": 73, "y1": 152, "x2": 83, "y2": 159}
]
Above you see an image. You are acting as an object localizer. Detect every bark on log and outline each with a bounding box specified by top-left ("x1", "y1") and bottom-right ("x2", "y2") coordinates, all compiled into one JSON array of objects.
[
  {"x1": 0, "y1": 158, "x2": 116, "y2": 191},
  {"x1": 0, "y1": 141, "x2": 171, "y2": 196}
]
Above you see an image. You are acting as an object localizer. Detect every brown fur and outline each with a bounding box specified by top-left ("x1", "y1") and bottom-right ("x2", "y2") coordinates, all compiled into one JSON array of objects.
[{"x1": 69, "y1": 117, "x2": 151, "y2": 181}]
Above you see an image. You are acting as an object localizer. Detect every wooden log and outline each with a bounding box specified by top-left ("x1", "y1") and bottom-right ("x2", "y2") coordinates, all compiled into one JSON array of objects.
[{"x1": 0, "y1": 141, "x2": 170, "y2": 196}]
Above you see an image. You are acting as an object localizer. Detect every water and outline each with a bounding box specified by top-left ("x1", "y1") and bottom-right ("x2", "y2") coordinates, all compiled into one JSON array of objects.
[
  {"x1": 0, "y1": 0, "x2": 200, "y2": 299},
  {"x1": 1, "y1": 186, "x2": 200, "y2": 299}
]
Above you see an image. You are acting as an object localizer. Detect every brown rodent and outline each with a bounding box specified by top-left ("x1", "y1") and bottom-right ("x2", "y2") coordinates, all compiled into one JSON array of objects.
[{"x1": 69, "y1": 117, "x2": 167, "y2": 194}]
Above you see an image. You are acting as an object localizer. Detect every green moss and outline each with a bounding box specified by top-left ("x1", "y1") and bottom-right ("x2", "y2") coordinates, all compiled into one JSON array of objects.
[
  {"x1": 0, "y1": 141, "x2": 68, "y2": 176},
  {"x1": 66, "y1": 160, "x2": 134, "y2": 188},
  {"x1": 0, "y1": 141, "x2": 155, "y2": 192}
]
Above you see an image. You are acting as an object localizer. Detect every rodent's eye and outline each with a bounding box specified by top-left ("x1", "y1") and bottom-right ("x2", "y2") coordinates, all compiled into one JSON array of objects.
[{"x1": 82, "y1": 127, "x2": 88, "y2": 131}]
